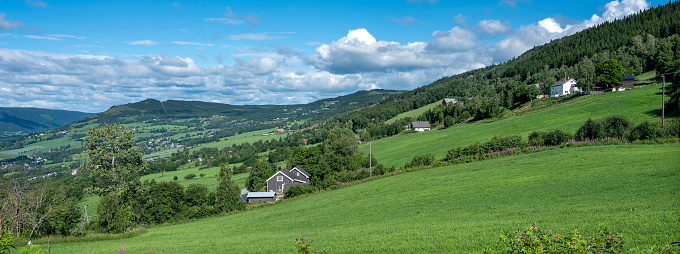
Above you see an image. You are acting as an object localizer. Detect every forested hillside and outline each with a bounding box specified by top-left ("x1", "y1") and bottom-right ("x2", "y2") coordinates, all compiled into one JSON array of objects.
[
  {"x1": 336, "y1": 1, "x2": 680, "y2": 141},
  {"x1": 0, "y1": 107, "x2": 93, "y2": 140}
]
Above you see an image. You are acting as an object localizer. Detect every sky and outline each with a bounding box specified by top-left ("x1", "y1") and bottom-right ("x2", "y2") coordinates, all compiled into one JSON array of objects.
[{"x1": 0, "y1": 0, "x2": 654, "y2": 113}]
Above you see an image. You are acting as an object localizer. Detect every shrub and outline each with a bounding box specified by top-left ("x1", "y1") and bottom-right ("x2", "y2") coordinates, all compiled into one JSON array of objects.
[
  {"x1": 528, "y1": 131, "x2": 548, "y2": 146},
  {"x1": 173, "y1": 176, "x2": 178, "y2": 181},
  {"x1": 406, "y1": 153, "x2": 436, "y2": 168},
  {"x1": 663, "y1": 118, "x2": 680, "y2": 138},
  {"x1": 575, "y1": 118, "x2": 605, "y2": 141},
  {"x1": 546, "y1": 129, "x2": 572, "y2": 146},
  {"x1": 602, "y1": 115, "x2": 632, "y2": 138},
  {"x1": 184, "y1": 173, "x2": 196, "y2": 180},
  {"x1": 628, "y1": 121, "x2": 661, "y2": 141},
  {"x1": 499, "y1": 224, "x2": 624, "y2": 254},
  {"x1": 285, "y1": 185, "x2": 318, "y2": 198}
]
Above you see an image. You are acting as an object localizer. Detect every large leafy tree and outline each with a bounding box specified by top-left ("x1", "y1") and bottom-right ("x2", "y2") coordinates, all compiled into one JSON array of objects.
[
  {"x1": 245, "y1": 160, "x2": 274, "y2": 192},
  {"x1": 83, "y1": 124, "x2": 146, "y2": 195},
  {"x1": 596, "y1": 59, "x2": 624, "y2": 89},
  {"x1": 215, "y1": 164, "x2": 245, "y2": 213}
]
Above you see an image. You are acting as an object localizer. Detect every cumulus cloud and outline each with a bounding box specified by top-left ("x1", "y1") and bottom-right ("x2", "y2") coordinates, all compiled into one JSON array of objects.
[
  {"x1": 428, "y1": 27, "x2": 479, "y2": 52},
  {"x1": 477, "y1": 19, "x2": 512, "y2": 37},
  {"x1": 0, "y1": 0, "x2": 654, "y2": 113},
  {"x1": 0, "y1": 13, "x2": 26, "y2": 31},
  {"x1": 126, "y1": 40, "x2": 158, "y2": 46},
  {"x1": 453, "y1": 14, "x2": 467, "y2": 25}
]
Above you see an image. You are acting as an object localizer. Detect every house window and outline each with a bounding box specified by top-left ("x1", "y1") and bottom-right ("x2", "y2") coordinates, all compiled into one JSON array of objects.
[
  {"x1": 297, "y1": 172, "x2": 300, "y2": 176},
  {"x1": 277, "y1": 176, "x2": 283, "y2": 181}
]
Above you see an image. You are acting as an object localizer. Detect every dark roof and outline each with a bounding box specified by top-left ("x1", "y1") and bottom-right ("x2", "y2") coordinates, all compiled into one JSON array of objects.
[
  {"x1": 411, "y1": 121, "x2": 431, "y2": 128},
  {"x1": 623, "y1": 74, "x2": 635, "y2": 80},
  {"x1": 268, "y1": 166, "x2": 310, "y2": 183},
  {"x1": 551, "y1": 78, "x2": 576, "y2": 87}
]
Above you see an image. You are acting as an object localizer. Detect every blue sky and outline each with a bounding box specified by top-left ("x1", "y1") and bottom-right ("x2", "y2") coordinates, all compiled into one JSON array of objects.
[{"x1": 0, "y1": 0, "x2": 653, "y2": 112}]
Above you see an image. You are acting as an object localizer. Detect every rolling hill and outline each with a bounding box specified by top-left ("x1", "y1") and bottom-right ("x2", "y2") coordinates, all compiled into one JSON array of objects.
[
  {"x1": 49, "y1": 143, "x2": 680, "y2": 253},
  {"x1": 0, "y1": 107, "x2": 93, "y2": 140}
]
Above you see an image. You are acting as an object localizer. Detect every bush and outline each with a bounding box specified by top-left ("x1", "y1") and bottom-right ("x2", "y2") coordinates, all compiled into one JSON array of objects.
[
  {"x1": 575, "y1": 118, "x2": 605, "y2": 141},
  {"x1": 528, "y1": 131, "x2": 548, "y2": 146},
  {"x1": 663, "y1": 118, "x2": 680, "y2": 138},
  {"x1": 406, "y1": 153, "x2": 436, "y2": 168},
  {"x1": 498, "y1": 224, "x2": 624, "y2": 254},
  {"x1": 184, "y1": 173, "x2": 196, "y2": 180},
  {"x1": 602, "y1": 115, "x2": 632, "y2": 138},
  {"x1": 285, "y1": 185, "x2": 318, "y2": 198},
  {"x1": 546, "y1": 129, "x2": 571, "y2": 146},
  {"x1": 628, "y1": 121, "x2": 661, "y2": 141}
]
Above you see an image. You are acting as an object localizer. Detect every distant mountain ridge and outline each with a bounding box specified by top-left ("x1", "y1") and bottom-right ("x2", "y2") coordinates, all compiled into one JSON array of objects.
[
  {"x1": 90, "y1": 89, "x2": 403, "y2": 124},
  {"x1": 0, "y1": 107, "x2": 94, "y2": 135}
]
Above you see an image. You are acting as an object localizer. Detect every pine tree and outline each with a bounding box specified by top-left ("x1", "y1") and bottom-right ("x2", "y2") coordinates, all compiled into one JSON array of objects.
[{"x1": 215, "y1": 163, "x2": 245, "y2": 213}]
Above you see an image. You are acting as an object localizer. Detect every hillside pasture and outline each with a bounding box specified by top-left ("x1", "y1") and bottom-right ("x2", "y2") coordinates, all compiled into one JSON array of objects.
[
  {"x1": 385, "y1": 100, "x2": 442, "y2": 124},
  {"x1": 50, "y1": 143, "x2": 679, "y2": 253},
  {"x1": 362, "y1": 84, "x2": 670, "y2": 167}
]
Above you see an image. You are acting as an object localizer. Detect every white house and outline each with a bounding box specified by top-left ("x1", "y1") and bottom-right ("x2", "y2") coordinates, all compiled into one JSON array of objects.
[
  {"x1": 550, "y1": 78, "x2": 580, "y2": 97},
  {"x1": 406, "y1": 121, "x2": 431, "y2": 132}
]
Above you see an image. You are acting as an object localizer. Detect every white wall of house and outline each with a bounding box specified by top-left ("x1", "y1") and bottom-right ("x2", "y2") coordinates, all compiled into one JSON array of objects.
[{"x1": 550, "y1": 79, "x2": 579, "y2": 97}]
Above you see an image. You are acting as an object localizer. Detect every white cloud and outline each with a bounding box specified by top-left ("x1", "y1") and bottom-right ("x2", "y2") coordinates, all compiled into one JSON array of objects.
[
  {"x1": 171, "y1": 41, "x2": 214, "y2": 47},
  {"x1": 229, "y1": 32, "x2": 292, "y2": 40},
  {"x1": 46, "y1": 34, "x2": 86, "y2": 39},
  {"x1": 428, "y1": 27, "x2": 479, "y2": 52},
  {"x1": 388, "y1": 16, "x2": 425, "y2": 26},
  {"x1": 0, "y1": 13, "x2": 26, "y2": 31},
  {"x1": 245, "y1": 14, "x2": 260, "y2": 26},
  {"x1": 204, "y1": 18, "x2": 243, "y2": 25},
  {"x1": 25, "y1": 0, "x2": 49, "y2": 8},
  {"x1": 498, "y1": 0, "x2": 530, "y2": 8},
  {"x1": 0, "y1": 0, "x2": 654, "y2": 113},
  {"x1": 126, "y1": 40, "x2": 158, "y2": 46},
  {"x1": 25, "y1": 35, "x2": 60, "y2": 40},
  {"x1": 477, "y1": 19, "x2": 512, "y2": 36}
]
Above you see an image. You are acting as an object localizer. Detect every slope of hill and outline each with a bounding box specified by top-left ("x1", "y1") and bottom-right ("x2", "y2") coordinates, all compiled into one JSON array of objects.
[
  {"x1": 362, "y1": 84, "x2": 666, "y2": 167},
  {"x1": 94, "y1": 89, "x2": 402, "y2": 124},
  {"x1": 49, "y1": 143, "x2": 680, "y2": 253},
  {"x1": 0, "y1": 107, "x2": 93, "y2": 140}
]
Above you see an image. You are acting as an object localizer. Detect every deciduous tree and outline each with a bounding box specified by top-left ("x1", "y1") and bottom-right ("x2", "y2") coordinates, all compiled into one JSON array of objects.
[{"x1": 83, "y1": 124, "x2": 146, "y2": 195}]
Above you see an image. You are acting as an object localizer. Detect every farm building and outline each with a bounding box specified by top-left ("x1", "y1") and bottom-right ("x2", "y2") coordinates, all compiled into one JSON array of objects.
[
  {"x1": 442, "y1": 98, "x2": 457, "y2": 106},
  {"x1": 246, "y1": 192, "x2": 276, "y2": 203},
  {"x1": 622, "y1": 74, "x2": 635, "y2": 87},
  {"x1": 406, "y1": 121, "x2": 431, "y2": 132},
  {"x1": 266, "y1": 166, "x2": 310, "y2": 195},
  {"x1": 550, "y1": 78, "x2": 580, "y2": 97}
]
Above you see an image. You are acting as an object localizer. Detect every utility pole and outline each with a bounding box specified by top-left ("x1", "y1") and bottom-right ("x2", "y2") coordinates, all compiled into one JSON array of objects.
[
  {"x1": 369, "y1": 141, "x2": 372, "y2": 178},
  {"x1": 662, "y1": 74, "x2": 665, "y2": 128}
]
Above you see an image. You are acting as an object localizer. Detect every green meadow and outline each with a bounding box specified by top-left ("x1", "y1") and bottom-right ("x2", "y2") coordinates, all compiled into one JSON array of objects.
[
  {"x1": 385, "y1": 100, "x2": 441, "y2": 124},
  {"x1": 362, "y1": 84, "x2": 670, "y2": 167},
  {"x1": 50, "y1": 143, "x2": 680, "y2": 253}
]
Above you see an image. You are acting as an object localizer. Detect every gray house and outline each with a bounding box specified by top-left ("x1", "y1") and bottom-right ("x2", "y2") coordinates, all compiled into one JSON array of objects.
[
  {"x1": 405, "y1": 121, "x2": 431, "y2": 132},
  {"x1": 266, "y1": 166, "x2": 310, "y2": 195},
  {"x1": 246, "y1": 192, "x2": 276, "y2": 203}
]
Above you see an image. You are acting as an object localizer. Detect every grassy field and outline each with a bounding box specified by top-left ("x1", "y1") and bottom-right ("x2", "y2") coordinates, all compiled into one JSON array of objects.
[
  {"x1": 385, "y1": 100, "x2": 441, "y2": 124},
  {"x1": 140, "y1": 163, "x2": 248, "y2": 192},
  {"x1": 362, "y1": 84, "x2": 671, "y2": 167},
  {"x1": 193, "y1": 127, "x2": 287, "y2": 150},
  {"x1": 50, "y1": 143, "x2": 680, "y2": 253}
]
